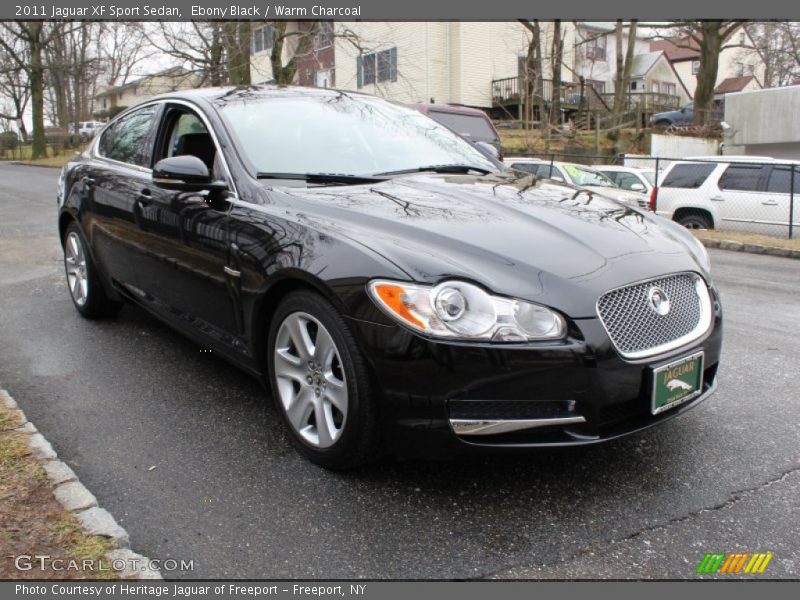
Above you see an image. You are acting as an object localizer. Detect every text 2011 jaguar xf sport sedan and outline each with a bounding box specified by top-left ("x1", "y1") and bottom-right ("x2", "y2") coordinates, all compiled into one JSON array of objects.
[{"x1": 57, "y1": 86, "x2": 722, "y2": 469}]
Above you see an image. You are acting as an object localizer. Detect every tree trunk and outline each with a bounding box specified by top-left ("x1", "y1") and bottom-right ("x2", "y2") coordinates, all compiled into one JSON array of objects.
[
  {"x1": 28, "y1": 23, "x2": 47, "y2": 160},
  {"x1": 693, "y1": 22, "x2": 723, "y2": 126},
  {"x1": 224, "y1": 22, "x2": 251, "y2": 85},
  {"x1": 613, "y1": 20, "x2": 638, "y2": 125},
  {"x1": 550, "y1": 20, "x2": 563, "y2": 127}
]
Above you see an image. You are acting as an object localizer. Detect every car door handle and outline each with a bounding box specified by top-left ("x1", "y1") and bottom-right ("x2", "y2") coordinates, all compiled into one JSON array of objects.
[
  {"x1": 761, "y1": 201, "x2": 779, "y2": 206},
  {"x1": 710, "y1": 195, "x2": 725, "y2": 202}
]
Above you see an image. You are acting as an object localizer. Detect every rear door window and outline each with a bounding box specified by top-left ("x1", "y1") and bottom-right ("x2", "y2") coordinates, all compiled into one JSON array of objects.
[
  {"x1": 661, "y1": 163, "x2": 716, "y2": 189},
  {"x1": 765, "y1": 166, "x2": 800, "y2": 194},
  {"x1": 98, "y1": 105, "x2": 158, "y2": 167},
  {"x1": 718, "y1": 164, "x2": 768, "y2": 192}
]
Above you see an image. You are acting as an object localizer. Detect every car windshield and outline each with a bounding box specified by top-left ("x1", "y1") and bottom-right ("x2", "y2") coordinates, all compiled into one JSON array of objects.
[
  {"x1": 217, "y1": 93, "x2": 496, "y2": 178},
  {"x1": 563, "y1": 164, "x2": 616, "y2": 187}
]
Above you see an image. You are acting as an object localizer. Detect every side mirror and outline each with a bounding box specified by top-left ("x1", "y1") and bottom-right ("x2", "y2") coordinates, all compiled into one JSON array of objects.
[
  {"x1": 630, "y1": 182, "x2": 646, "y2": 192},
  {"x1": 153, "y1": 155, "x2": 227, "y2": 193}
]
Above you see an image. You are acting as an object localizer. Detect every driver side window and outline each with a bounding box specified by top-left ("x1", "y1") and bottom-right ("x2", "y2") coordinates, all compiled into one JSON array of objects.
[{"x1": 157, "y1": 108, "x2": 220, "y2": 178}]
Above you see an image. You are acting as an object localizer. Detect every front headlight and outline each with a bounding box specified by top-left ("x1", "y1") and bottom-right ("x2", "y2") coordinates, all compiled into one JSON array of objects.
[{"x1": 368, "y1": 279, "x2": 566, "y2": 342}]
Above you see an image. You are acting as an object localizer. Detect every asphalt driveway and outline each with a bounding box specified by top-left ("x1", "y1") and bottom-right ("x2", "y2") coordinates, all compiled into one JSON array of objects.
[{"x1": 1, "y1": 162, "x2": 798, "y2": 579}]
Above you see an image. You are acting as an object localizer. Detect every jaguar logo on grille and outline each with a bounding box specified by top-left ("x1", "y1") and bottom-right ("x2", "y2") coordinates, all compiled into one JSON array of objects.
[{"x1": 647, "y1": 286, "x2": 671, "y2": 316}]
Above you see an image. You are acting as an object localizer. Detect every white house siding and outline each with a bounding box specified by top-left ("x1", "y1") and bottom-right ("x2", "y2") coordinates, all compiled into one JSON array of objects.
[
  {"x1": 249, "y1": 22, "x2": 304, "y2": 83},
  {"x1": 334, "y1": 22, "x2": 449, "y2": 105},
  {"x1": 574, "y1": 27, "x2": 651, "y2": 94},
  {"x1": 333, "y1": 22, "x2": 571, "y2": 108},
  {"x1": 645, "y1": 59, "x2": 691, "y2": 104}
]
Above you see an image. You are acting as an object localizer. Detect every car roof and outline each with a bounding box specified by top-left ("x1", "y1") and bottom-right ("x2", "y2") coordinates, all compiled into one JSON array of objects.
[
  {"x1": 503, "y1": 157, "x2": 547, "y2": 164},
  {"x1": 595, "y1": 165, "x2": 651, "y2": 172},
  {"x1": 677, "y1": 155, "x2": 800, "y2": 166},
  {"x1": 146, "y1": 84, "x2": 385, "y2": 106},
  {"x1": 414, "y1": 102, "x2": 491, "y2": 117}
]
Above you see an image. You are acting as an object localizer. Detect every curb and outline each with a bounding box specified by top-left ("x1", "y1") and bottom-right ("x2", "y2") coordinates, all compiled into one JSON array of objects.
[
  {"x1": 0, "y1": 388, "x2": 162, "y2": 580},
  {"x1": 697, "y1": 237, "x2": 800, "y2": 260}
]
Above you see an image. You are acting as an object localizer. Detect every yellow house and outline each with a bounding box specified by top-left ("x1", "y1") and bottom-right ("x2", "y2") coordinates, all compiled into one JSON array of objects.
[{"x1": 94, "y1": 67, "x2": 199, "y2": 113}]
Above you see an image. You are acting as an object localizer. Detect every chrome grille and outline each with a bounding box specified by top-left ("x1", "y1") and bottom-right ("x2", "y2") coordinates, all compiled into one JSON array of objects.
[{"x1": 597, "y1": 273, "x2": 712, "y2": 359}]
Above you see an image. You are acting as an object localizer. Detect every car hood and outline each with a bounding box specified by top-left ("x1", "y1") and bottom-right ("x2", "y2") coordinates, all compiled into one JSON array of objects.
[
  {"x1": 583, "y1": 186, "x2": 648, "y2": 207},
  {"x1": 266, "y1": 172, "x2": 706, "y2": 317}
]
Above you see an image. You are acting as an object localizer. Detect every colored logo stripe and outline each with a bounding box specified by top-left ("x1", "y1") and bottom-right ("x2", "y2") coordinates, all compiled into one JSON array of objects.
[{"x1": 697, "y1": 552, "x2": 773, "y2": 574}]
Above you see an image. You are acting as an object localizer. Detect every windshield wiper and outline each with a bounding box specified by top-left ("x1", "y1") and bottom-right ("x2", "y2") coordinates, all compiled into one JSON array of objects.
[
  {"x1": 256, "y1": 172, "x2": 386, "y2": 185},
  {"x1": 374, "y1": 164, "x2": 493, "y2": 176}
]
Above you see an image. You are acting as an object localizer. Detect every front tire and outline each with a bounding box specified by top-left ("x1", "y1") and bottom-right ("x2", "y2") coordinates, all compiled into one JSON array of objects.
[
  {"x1": 267, "y1": 290, "x2": 380, "y2": 469},
  {"x1": 63, "y1": 223, "x2": 122, "y2": 319}
]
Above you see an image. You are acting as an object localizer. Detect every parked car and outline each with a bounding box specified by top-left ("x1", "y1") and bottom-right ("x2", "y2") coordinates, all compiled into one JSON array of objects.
[
  {"x1": 504, "y1": 158, "x2": 650, "y2": 209},
  {"x1": 654, "y1": 156, "x2": 800, "y2": 236},
  {"x1": 58, "y1": 86, "x2": 721, "y2": 468},
  {"x1": 649, "y1": 102, "x2": 694, "y2": 128},
  {"x1": 415, "y1": 103, "x2": 503, "y2": 159},
  {"x1": 72, "y1": 121, "x2": 105, "y2": 142},
  {"x1": 596, "y1": 165, "x2": 656, "y2": 194}
]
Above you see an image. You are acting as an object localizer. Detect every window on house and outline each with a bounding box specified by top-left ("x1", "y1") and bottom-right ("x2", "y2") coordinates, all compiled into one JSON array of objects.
[
  {"x1": 585, "y1": 35, "x2": 606, "y2": 61},
  {"x1": 314, "y1": 21, "x2": 334, "y2": 50},
  {"x1": 357, "y1": 48, "x2": 397, "y2": 87},
  {"x1": 586, "y1": 80, "x2": 606, "y2": 94},
  {"x1": 736, "y1": 62, "x2": 746, "y2": 77},
  {"x1": 692, "y1": 60, "x2": 700, "y2": 75},
  {"x1": 739, "y1": 32, "x2": 746, "y2": 45},
  {"x1": 652, "y1": 81, "x2": 660, "y2": 94},
  {"x1": 251, "y1": 26, "x2": 275, "y2": 54}
]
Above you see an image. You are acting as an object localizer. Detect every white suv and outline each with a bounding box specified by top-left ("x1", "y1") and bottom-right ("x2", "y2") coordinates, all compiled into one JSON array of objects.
[{"x1": 655, "y1": 156, "x2": 800, "y2": 236}]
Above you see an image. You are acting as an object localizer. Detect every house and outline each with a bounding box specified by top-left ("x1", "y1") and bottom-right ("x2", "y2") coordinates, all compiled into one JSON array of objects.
[
  {"x1": 574, "y1": 23, "x2": 690, "y2": 112},
  {"x1": 650, "y1": 26, "x2": 765, "y2": 100},
  {"x1": 249, "y1": 21, "x2": 575, "y2": 110},
  {"x1": 94, "y1": 67, "x2": 198, "y2": 114}
]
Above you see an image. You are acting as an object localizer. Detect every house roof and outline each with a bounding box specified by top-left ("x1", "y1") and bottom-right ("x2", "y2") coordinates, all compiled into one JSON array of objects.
[
  {"x1": 95, "y1": 67, "x2": 191, "y2": 98},
  {"x1": 715, "y1": 76, "x2": 755, "y2": 94},
  {"x1": 650, "y1": 37, "x2": 700, "y2": 62},
  {"x1": 630, "y1": 51, "x2": 664, "y2": 78}
]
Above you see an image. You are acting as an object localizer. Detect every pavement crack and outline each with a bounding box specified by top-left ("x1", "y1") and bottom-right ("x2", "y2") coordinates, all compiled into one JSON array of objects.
[{"x1": 485, "y1": 462, "x2": 800, "y2": 579}]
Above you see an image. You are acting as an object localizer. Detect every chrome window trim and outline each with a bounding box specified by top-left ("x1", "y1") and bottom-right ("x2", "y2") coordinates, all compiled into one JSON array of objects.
[
  {"x1": 92, "y1": 98, "x2": 239, "y2": 199},
  {"x1": 596, "y1": 272, "x2": 713, "y2": 361},
  {"x1": 450, "y1": 416, "x2": 587, "y2": 436}
]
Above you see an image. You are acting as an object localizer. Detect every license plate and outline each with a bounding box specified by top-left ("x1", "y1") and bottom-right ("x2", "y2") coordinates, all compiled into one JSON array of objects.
[{"x1": 651, "y1": 351, "x2": 704, "y2": 415}]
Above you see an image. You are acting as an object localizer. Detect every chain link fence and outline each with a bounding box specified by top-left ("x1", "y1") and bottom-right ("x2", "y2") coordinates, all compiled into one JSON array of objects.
[{"x1": 505, "y1": 152, "x2": 798, "y2": 239}]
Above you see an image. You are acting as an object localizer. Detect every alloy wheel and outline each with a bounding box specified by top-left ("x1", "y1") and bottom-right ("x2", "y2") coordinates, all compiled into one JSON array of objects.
[
  {"x1": 65, "y1": 231, "x2": 89, "y2": 306},
  {"x1": 274, "y1": 311, "x2": 348, "y2": 448}
]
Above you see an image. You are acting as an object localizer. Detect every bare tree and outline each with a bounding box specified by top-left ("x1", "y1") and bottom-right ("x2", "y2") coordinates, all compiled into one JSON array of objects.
[
  {"x1": 648, "y1": 21, "x2": 746, "y2": 125},
  {"x1": 0, "y1": 22, "x2": 71, "y2": 158},
  {"x1": 744, "y1": 22, "x2": 800, "y2": 87},
  {"x1": 267, "y1": 21, "x2": 320, "y2": 84},
  {"x1": 519, "y1": 20, "x2": 547, "y2": 129},
  {"x1": 98, "y1": 22, "x2": 152, "y2": 87},
  {"x1": 0, "y1": 36, "x2": 31, "y2": 139},
  {"x1": 550, "y1": 20, "x2": 563, "y2": 125},
  {"x1": 148, "y1": 22, "x2": 227, "y2": 86},
  {"x1": 612, "y1": 20, "x2": 638, "y2": 124}
]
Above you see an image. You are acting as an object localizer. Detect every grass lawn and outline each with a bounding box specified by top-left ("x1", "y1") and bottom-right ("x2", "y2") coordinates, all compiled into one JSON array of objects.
[
  {"x1": 0, "y1": 401, "x2": 119, "y2": 579},
  {"x1": 1, "y1": 144, "x2": 83, "y2": 168},
  {"x1": 693, "y1": 229, "x2": 800, "y2": 251}
]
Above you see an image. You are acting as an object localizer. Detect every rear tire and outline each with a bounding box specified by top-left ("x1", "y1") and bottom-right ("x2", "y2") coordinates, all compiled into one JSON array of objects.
[
  {"x1": 63, "y1": 222, "x2": 122, "y2": 319},
  {"x1": 267, "y1": 290, "x2": 381, "y2": 470},
  {"x1": 676, "y1": 212, "x2": 712, "y2": 230}
]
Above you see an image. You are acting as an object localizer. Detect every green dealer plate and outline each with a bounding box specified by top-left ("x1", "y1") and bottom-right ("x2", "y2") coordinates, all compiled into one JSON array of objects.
[{"x1": 651, "y1": 351, "x2": 704, "y2": 415}]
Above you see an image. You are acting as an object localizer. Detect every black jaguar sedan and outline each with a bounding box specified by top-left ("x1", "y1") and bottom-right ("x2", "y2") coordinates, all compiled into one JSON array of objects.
[{"x1": 57, "y1": 86, "x2": 722, "y2": 469}]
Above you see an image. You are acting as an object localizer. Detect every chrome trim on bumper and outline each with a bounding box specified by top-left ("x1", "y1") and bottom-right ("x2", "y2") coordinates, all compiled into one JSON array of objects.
[{"x1": 450, "y1": 416, "x2": 587, "y2": 436}]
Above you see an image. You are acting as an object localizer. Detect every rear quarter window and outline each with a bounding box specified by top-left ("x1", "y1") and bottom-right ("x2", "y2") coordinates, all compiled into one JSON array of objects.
[
  {"x1": 718, "y1": 164, "x2": 767, "y2": 192},
  {"x1": 661, "y1": 163, "x2": 716, "y2": 189}
]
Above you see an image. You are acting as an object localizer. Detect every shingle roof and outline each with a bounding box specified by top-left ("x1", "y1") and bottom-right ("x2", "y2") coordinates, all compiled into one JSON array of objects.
[{"x1": 715, "y1": 76, "x2": 755, "y2": 94}]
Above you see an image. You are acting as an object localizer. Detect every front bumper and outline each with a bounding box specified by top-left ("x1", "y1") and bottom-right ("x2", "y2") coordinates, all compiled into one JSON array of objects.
[{"x1": 348, "y1": 292, "x2": 722, "y2": 459}]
